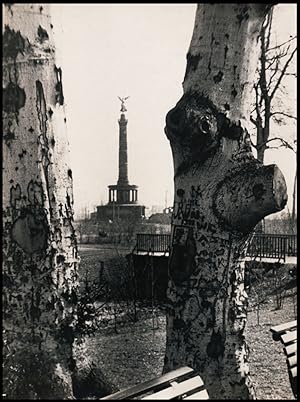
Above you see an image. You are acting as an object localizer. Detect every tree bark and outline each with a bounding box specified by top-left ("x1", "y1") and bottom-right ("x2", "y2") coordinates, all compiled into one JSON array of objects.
[
  {"x1": 3, "y1": 4, "x2": 78, "y2": 399},
  {"x1": 163, "y1": 4, "x2": 287, "y2": 399},
  {"x1": 291, "y1": 169, "x2": 297, "y2": 224}
]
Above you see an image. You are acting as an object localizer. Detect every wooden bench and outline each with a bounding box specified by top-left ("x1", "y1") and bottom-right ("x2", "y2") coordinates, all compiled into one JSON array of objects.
[
  {"x1": 270, "y1": 320, "x2": 297, "y2": 398},
  {"x1": 100, "y1": 366, "x2": 208, "y2": 400}
]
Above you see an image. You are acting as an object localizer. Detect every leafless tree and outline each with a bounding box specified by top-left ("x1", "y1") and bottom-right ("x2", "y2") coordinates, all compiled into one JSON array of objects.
[{"x1": 250, "y1": 8, "x2": 297, "y2": 163}]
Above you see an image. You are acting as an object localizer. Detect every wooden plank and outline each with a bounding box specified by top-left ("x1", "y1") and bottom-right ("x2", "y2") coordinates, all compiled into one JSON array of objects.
[
  {"x1": 142, "y1": 376, "x2": 203, "y2": 400},
  {"x1": 288, "y1": 354, "x2": 297, "y2": 369},
  {"x1": 284, "y1": 342, "x2": 297, "y2": 357},
  {"x1": 281, "y1": 330, "x2": 297, "y2": 345},
  {"x1": 290, "y1": 366, "x2": 297, "y2": 378},
  {"x1": 100, "y1": 367, "x2": 194, "y2": 400},
  {"x1": 183, "y1": 389, "x2": 209, "y2": 400},
  {"x1": 270, "y1": 320, "x2": 297, "y2": 335}
]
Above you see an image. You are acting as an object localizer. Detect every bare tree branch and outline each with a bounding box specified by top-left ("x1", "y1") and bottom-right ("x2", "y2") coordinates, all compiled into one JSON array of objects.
[
  {"x1": 266, "y1": 35, "x2": 297, "y2": 52},
  {"x1": 284, "y1": 72, "x2": 297, "y2": 77},
  {"x1": 270, "y1": 111, "x2": 297, "y2": 120},
  {"x1": 264, "y1": 137, "x2": 296, "y2": 152},
  {"x1": 254, "y1": 84, "x2": 263, "y2": 117},
  {"x1": 267, "y1": 56, "x2": 280, "y2": 89},
  {"x1": 250, "y1": 138, "x2": 258, "y2": 150},
  {"x1": 266, "y1": 56, "x2": 278, "y2": 70},
  {"x1": 270, "y1": 47, "x2": 297, "y2": 100},
  {"x1": 275, "y1": 45, "x2": 291, "y2": 59},
  {"x1": 269, "y1": 67, "x2": 297, "y2": 75},
  {"x1": 250, "y1": 115, "x2": 259, "y2": 127},
  {"x1": 265, "y1": 51, "x2": 290, "y2": 62}
]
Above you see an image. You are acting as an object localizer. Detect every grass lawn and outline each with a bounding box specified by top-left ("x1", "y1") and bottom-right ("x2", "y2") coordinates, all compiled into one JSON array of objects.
[{"x1": 78, "y1": 247, "x2": 297, "y2": 399}]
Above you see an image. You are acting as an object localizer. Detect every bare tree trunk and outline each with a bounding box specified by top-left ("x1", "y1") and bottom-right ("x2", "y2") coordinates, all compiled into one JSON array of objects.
[
  {"x1": 163, "y1": 4, "x2": 287, "y2": 399},
  {"x1": 256, "y1": 128, "x2": 266, "y2": 164},
  {"x1": 3, "y1": 4, "x2": 85, "y2": 399},
  {"x1": 256, "y1": 22, "x2": 270, "y2": 165}
]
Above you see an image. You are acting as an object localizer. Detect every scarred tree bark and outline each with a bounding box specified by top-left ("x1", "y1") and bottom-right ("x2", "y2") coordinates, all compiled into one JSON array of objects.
[
  {"x1": 3, "y1": 4, "x2": 114, "y2": 399},
  {"x1": 2, "y1": 4, "x2": 79, "y2": 398},
  {"x1": 163, "y1": 4, "x2": 287, "y2": 399}
]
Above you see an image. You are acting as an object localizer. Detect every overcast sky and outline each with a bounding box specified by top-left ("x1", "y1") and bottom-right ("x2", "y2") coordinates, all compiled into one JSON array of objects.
[{"x1": 51, "y1": 3, "x2": 297, "y2": 218}]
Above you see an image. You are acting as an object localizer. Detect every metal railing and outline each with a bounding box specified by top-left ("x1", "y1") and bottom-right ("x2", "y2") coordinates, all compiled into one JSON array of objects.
[
  {"x1": 136, "y1": 233, "x2": 170, "y2": 253},
  {"x1": 135, "y1": 233, "x2": 296, "y2": 260},
  {"x1": 247, "y1": 234, "x2": 297, "y2": 260},
  {"x1": 246, "y1": 234, "x2": 287, "y2": 261},
  {"x1": 285, "y1": 234, "x2": 297, "y2": 256}
]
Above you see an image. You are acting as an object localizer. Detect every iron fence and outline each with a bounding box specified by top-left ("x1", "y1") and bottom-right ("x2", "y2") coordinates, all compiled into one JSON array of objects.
[
  {"x1": 136, "y1": 233, "x2": 170, "y2": 253},
  {"x1": 135, "y1": 233, "x2": 297, "y2": 260}
]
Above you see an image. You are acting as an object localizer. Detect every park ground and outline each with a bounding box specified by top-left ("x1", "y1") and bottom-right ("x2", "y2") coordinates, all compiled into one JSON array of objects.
[{"x1": 77, "y1": 245, "x2": 297, "y2": 400}]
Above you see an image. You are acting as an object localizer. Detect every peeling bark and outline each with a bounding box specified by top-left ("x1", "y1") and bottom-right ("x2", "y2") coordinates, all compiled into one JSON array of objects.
[
  {"x1": 163, "y1": 4, "x2": 287, "y2": 399},
  {"x1": 2, "y1": 4, "x2": 109, "y2": 399}
]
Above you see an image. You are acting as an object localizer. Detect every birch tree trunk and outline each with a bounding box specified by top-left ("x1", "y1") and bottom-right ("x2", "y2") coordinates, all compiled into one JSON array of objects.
[
  {"x1": 163, "y1": 4, "x2": 287, "y2": 399},
  {"x1": 3, "y1": 4, "x2": 79, "y2": 399}
]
